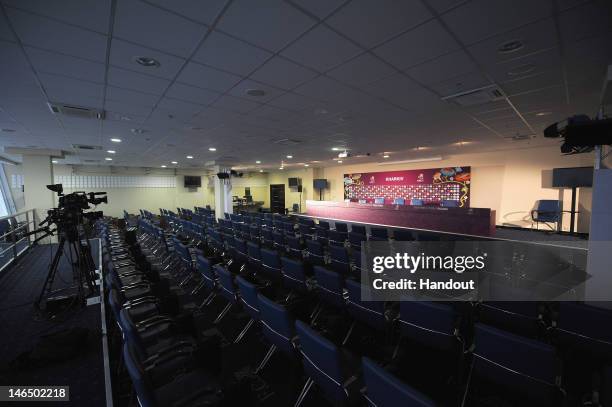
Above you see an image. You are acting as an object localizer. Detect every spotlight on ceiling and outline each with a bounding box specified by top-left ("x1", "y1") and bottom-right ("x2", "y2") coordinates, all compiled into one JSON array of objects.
[
  {"x1": 133, "y1": 56, "x2": 160, "y2": 67},
  {"x1": 186, "y1": 155, "x2": 194, "y2": 159},
  {"x1": 337, "y1": 160, "x2": 343, "y2": 164},
  {"x1": 536, "y1": 111, "x2": 552, "y2": 116},
  {"x1": 161, "y1": 165, "x2": 167, "y2": 168},
  {"x1": 51, "y1": 160, "x2": 58, "y2": 164},
  {"x1": 255, "y1": 160, "x2": 261, "y2": 164},
  {"x1": 171, "y1": 161, "x2": 178, "y2": 164},
  {"x1": 286, "y1": 155, "x2": 293, "y2": 159},
  {"x1": 259, "y1": 169, "x2": 264, "y2": 173},
  {"x1": 110, "y1": 138, "x2": 122, "y2": 143},
  {"x1": 208, "y1": 147, "x2": 216, "y2": 151},
  {"x1": 304, "y1": 164, "x2": 309, "y2": 167},
  {"x1": 279, "y1": 167, "x2": 284, "y2": 170},
  {"x1": 105, "y1": 157, "x2": 113, "y2": 161},
  {"x1": 107, "y1": 150, "x2": 116, "y2": 154},
  {"x1": 383, "y1": 154, "x2": 390, "y2": 158}
]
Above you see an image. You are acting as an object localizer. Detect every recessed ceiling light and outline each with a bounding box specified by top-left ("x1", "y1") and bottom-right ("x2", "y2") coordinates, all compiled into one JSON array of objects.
[
  {"x1": 110, "y1": 138, "x2": 122, "y2": 143},
  {"x1": 186, "y1": 155, "x2": 193, "y2": 159},
  {"x1": 454, "y1": 141, "x2": 473, "y2": 146},
  {"x1": 255, "y1": 160, "x2": 261, "y2": 164},
  {"x1": 337, "y1": 160, "x2": 343, "y2": 164},
  {"x1": 107, "y1": 150, "x2": 116, "y2": 154},
  {"x1": 507, "y1": 63, "x2": 536, "y2": 76},
  {"x1": 304, "y1": 164, "x2": 309, "y2": 167},
  {"x1": 498, "y1": 39, "x2": 524, "y2": 54},
  {"x1": 279, "y1": 167, "x2": 284, "y2": 170},
  {"x1": 535, "y1": 111, "x2": 552, "y2": 116},
  {"x1": 51, "y1": 160, "x2": 58, "y2": 164},
  {"x1": 161, "y1": 165, "x2": 167, "y2": 168},
  {"x1": 259, "y1": 169, "x2": 264, "y2": 173},
  {"x1": 331, "y1": 147, "x2": 340, "y2": 151},
  {"x1": 133, "y1": 56, "x2": 160, "y2": 67},
  {"x1": 105, "y1": 157, "x2": 113, "y2": 161},
  {"x1": 383, "y1": 154, "x2": 390, "y2": 158},
  {"x1": 171, "y1": 161, "x2": 178, "y2": 164},
  {"x1": 286, "y1": 155, "x2": 293, "y2": 159},
  {"x1": 246, "y1": 89, "x2": 266, "y2": 97},
  {"x1": 208, "y1": 147, "x2": 216, "y2": 151}
]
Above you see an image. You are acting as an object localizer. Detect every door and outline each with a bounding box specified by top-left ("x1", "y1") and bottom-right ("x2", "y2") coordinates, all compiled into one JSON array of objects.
[{"x1": 270, "y1": 184, "x2": 285, "y2": 214}]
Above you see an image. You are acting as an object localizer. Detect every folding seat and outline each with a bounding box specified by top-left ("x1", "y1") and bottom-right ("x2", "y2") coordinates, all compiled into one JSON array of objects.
[
  {"x1": 348, "y1": 232, "x2": 367, "y2": 250},
  {"x1": 602, "y1": 365, "x2": 612, "y2": 407},
  {"x1": 272, "y1": 230, "x2": 285, "y2": 251},
  {"x1": 281, "y1": 257, "x2": 309, "y2": 294},
  {"x1": 108, "y1": 288, "x2": 160, "y2": 327},
  {"x1": 261, "y1": 228, "x2": 274, "y2": 248},
  {"x1": 294, "y1": 320, "x2": 360, "y2": 407},
  {"x1": 195, "y1": 255, "x2": 218, "y2": 308},
  {"x1": 344, "y1": 279, "x2": 387, "y2": 343},
  {"x1": 351, "y1": 224, "x2": 366, "y2": 235},
  {"x1": 393, "y1": 229, "x2": 414, "y2": 241},
  {"x1": 469, "y1": 323, "x2": 562, "y2": 406},
  {"x1": 283, "y1": 222, "x2": 296, "y2": 234},
  {"x1": 334, "y1": 222, "x2": 348, "y2": 233},
  {"x1": 370, "y1": 227, "x2": 389, "y2": 241},
  {"x1": 317, "y1": 220, "x2": 330, "y2": 230},
  {"x1": 234, "y1": 276, "x2": 261, "y2": 343},
  {"x1": 314, "y1": 266, "x2": 345, "y2": 309},
  {"x1": 246, "y1": 241, "x2": 262, "y2": 274},
  {"x1": 286, "y1": 234, "x2": 303, "y2": 258},
  {"x1": 260, "y1": 248, "x2": 283, "y2": 282},
  {"x1": 305, "y1": 239, "x2": 325, "y2": 266},
  {"x1": 232, "y1": 238, "x2": 248, "y2": 271},
  {"x1": 298, "y1": 223, "x2": 315, "y2": 240},
  {"x1": 399, "y1": 301, "x2": 461, "y2": 353},
  {"x1": 362, "y1": 357, "x2": 436, "y2": 407},
  {"x1": 255, "y1": 294, "x2": 297, "y2": 373},
  {"x1": 479, "y1": 297, "x2": 543, "y2": 339},
  {"x1": 328, "y1": 230, "x2": 347, "y2": 246},
  {"x1": 213, "y1": 265, "x2": 238, "y2": 323},
  {"x1": 328, "y1": 244, "x2": 351, "y2": 275}
]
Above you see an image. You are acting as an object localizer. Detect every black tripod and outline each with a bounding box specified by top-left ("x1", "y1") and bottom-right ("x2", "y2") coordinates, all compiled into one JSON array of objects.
[{"x1": 30, "y1": 222, "x2": 98, "y2": 312}]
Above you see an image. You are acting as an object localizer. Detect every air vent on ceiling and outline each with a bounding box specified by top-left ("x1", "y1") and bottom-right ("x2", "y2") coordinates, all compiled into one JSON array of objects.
[
  {"x1": 273, "y1": 138, "x2": 302, "y2": 145},
  {"x1": 82, "y1": 159, "x2": 101, "y2": 163},
  {"x1": 48, "y1": 102, "x2": 105, "y2": 120},
  {"x1": 442, "y1": 86, "x2": 504, "y2": 107},
  {"x1": 505, "y1": 134, "x2": 533, "y2": 141},
  {"x1": 72, "y1": 144, "x2": 103, "y2": 151}
]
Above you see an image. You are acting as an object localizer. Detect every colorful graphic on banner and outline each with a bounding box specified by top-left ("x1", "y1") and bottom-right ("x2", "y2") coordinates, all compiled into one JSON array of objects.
[{"x1": 344, "y1": 167, "x2": 471, "y2": 207}]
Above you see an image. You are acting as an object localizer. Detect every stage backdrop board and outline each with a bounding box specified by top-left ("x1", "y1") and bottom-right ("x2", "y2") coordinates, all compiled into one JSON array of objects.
[{"x1": 344, "y1": 166, "x2": 471, "y2": 207}]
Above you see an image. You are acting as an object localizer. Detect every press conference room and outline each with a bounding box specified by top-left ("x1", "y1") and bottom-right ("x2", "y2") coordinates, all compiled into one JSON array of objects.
[{"x1": 0, "y1": 1, "x2": 611, "y2": 406}]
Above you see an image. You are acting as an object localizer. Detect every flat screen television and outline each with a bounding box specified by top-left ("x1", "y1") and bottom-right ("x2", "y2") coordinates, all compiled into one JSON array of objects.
[
  {"x1": 184, "y1": 175, "x2": 202, "y2": 187},
  {"x1": 288, "y1": 177, "x2": 301, "y2": 187},
  {"x1": 313, "y1": 179, "x2": 328, "y2": 189},
  {"x1": 552, "y1": 167, "x2": 593, "y2": 188}
]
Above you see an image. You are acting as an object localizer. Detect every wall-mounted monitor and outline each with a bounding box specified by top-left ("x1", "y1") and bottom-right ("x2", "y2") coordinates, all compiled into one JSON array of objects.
[
  {"x1": 313, "y1": 179, "x2": 328, "y2": 189},
  {"x1": 184, "y1": 175, "x2": 202, "y2": 187},
  {"x1": 552, "y1": 167, "x2": 593, "y2": 188},
  {"x1": 288, "y1": 177, "x2": 301, "y2": 187}
]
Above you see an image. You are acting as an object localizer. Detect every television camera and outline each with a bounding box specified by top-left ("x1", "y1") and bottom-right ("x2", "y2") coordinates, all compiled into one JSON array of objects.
[{"x1": 544, "y1": 115, "x2": 612, "y2": 155}]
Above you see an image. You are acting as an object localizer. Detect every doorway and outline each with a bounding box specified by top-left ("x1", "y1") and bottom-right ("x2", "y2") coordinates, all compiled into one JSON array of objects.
[{"x1": 270, "y1": 184, "x2": 285, "y2": 214}]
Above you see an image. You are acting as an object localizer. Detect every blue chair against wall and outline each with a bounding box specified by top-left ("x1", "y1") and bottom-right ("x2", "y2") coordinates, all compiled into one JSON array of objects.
[
  {"x1": 351, "y1": 224, "x2": 366, "y2": 235},
  {"x1": 370, "y1": 228, "x2": 388, "y2": 241},
  {"x1": 362, "y1": 357, "x2": 436, "y2": 407},
  {"x1": 410, "y1": 198, "x2": 424, "y2": 206},
  {"x1": 531, "y1": 200, "x2": 561, "y2": 230},
  {"x1": 374, "y1": 197, "x2": 385, "y2": 205},
  {"x1": 393, "y1": 197, "x2": 406, "y2": 206},
  {"x1": 440, "y1": 199, "x2": 460, "y2": 208}
]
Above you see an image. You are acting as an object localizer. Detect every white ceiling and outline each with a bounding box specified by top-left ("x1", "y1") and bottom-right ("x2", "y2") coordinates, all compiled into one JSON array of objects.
[{"x1": 0, "y1": 0, "x2": 610, "y2": 170}]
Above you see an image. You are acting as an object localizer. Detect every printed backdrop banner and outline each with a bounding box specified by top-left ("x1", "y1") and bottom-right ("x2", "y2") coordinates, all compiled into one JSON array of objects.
[{"x1": 344, "y1": 166, "x2": 471, "y2": 207}]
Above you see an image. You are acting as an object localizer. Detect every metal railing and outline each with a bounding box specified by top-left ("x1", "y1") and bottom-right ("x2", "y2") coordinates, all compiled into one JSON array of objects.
[{"x1": 0, "y1": 209, "x2": 41, "y2": 274}]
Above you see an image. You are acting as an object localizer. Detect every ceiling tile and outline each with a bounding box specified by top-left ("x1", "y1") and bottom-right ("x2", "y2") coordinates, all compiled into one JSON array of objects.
[
  {"x1": 428, "y1": 71, "x2": 490, "y2": 96},
  {"x1": 425, "y1": 0, "x2": 469, "y2": 14},
  {"x1": 7, "y1": 8, "x2": 108, "y2": 62},
  {"x1": 558, "y1": 0, "x2": 612, "y2": 43},
  {"x1": 281, "y1": 25, "x2": 362, "y2": 72},
  {"x1": 107, "y1": 66, "x2": 171, "y2": 94},
  {"x1": 216, "y1": 0, "x2": 315, "y2": 52},
  {"x1": 292, "y1": 75, "x2": 354, "y2": 102},
  {"x1": 405, "y1": 50, "x2": 476, "y2": 85},
  {"x1": 0, "y1": 41, "x2": 44, "y2": 101},
  {"x1": 363, "y1": 73, "x2": 421, "y2": 99},
  {"x1": 441, "y1": 0, "x2": 553, "y2": 45},
  {"x1": 487, "y1": 47, "x2": 562, "y2": 84},
  {"x1": 374, "y1": 19, "x2": 459, "y2": 70},
  {"x1": 145, "y1": 0, "x2": 228, "y2": 25},
  {"x1": 289, "y1": 0, "x2": 345, "y2": 19},
  {"x1": 228, "y1": 79, "x2": 284, "y2": 103},
  {"x1": 114, "y1": 0, "x2": 207, "y2": 57},
  {"x1": 109, "y1": 38, "x2": 186, "y2": 79},
  {"x1": 25, "y1": 46, "x2": 106, "y2": 83},
  {"x1": 158, "y1": 97, "x2": 205, "y2": 116},
  {"x1": 165, "y1": 82, "x2": 220, "y2": 105},
  {"x1": 212, "y1": 95, "x2": 261, "y2": 113},
  {"x1": 2, "y1": 0, "x2": 112, "y2": 33},
  {"x1": 266, "y1": 92, "x2": 321, "y2": 113},
  {"x1": 104, "y1": 100, "x2": 154, "y2": 116},
  {"x1": 176, "y1": 61, "x2": 241, "y2": 93},
  {"x1": 326, "y1": 0, "x2": 432, "y2": 48},
  {"x1": 327, "y1": 53, "x2": 396, "y2": 86},
  {"x1": 0, "y1": 12, "x2": 16, "y2": 41},
  {"x1": 192, "y1": 30, "x2": 272, "y2": 75},
  {"x1": 106, "y1": 86, "x2": 159, "y2": 106},
  {"x1": 38, "y1": 73, "x2": 104, "y2": 106},
  {"x1": 250, "y1": 57, "x2": 318, "y2": 90}
]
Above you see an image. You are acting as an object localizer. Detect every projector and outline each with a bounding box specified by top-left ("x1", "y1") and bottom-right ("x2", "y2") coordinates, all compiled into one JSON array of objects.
[
  {"x1": 543, "y1": 115, "x2": 612, "y2": 155},
  {"x1": 338, "y1": 150, "x2": 351, "y2": 158}
]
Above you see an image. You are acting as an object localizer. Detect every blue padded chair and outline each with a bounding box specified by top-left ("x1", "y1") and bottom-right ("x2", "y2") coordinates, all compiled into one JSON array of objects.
[
  {"x1": 299, "y1": 223, "x2": 315, "y2": 240},
  {"x1": 328, "y1": 244, "x2": 351, "y2": 275},
  {"x1": 348, "y1": 232, "x2": 367, "y2": 250},
  {"x1": 328, "y1": 230, "x2": 347, "y2": 246},
  {"x1": 441, "y1": 199, "x2": 460, "y2": 208},
  {"x1": 345, "y1": 279, "x2": 387, "y2": 340},
  {"x1": 305, "y1": 239, "x2": 325, "y2": 266},
  {"x1": 318, "y1": 221, "x2": 330, "y2": 230},
  {"x1": 234, "y1": 276, "x2": 260, "y2": 343},
  {"x1": 393, "y1": 230, "x2": 414, "y2": 241},
  {"x1": 470, "y1": 323, "x2": 560, "y2": 406},
  {"x1": 196, "y1": 255, "x2": 218, "y2": 307},
  {"x1": 334, "y1": 222, "x2": 348, "y2": 233},
  {"x1": 556, "y1": 302, "x2": 612, "y2": 364},
  {"x1": 374, "y1": 197, "x2": 385, "y2": 205},
  {"x1": 362, "y1": 357, "x2": 436, "y2": 407},
  {"x1": 294, "y1": 320, "x2": 357, "y2": 406},
  {"x1": 260, "y1": 247, "x2": 283, "y2": 282},
  {"x1": 213, "y1": 265, "x2": 237, "y2": 323},
  {"x1": 246, "y1": 241, "x2": 262, "y2": 273},
  {"x1": 393, "y1": 197, "x2": 406, "y2": 206},
  {"x1": 410, "y1": 199, "x2": 424, "y2": 206},
  {"x1": 351, "y1": 224, "x2": 366, "y2": 235},
  {"x1": 261, "y1": 228, "x2": 274, "y2": 248},
  {"x1": 281, "y1": 257, "x2": 309, "y2": 293},
  {"x1": 286, "y1": 234, "x2": 303, "y2": 258},
  {"x1": 272, "y1": 231, "x2": 285, "y2": 251},
  {"x1": 314, "y1": 266, "x2": 345, "y2": 309},
  {"x1": 256, "y1": 294, "x2": 296, "y2": 373},
  {"x1": 370, "y1": 228, "x2": 388, "y2": 241},
  {"x1": 531, "y1": 200, "x2": 561, "y2": 230},
  {"x1": 232, "y1": 238, "x2": 248, "y2": 269},
  {"x1": 399, "y1": 301, "x2": 460, "y2": 352}
]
